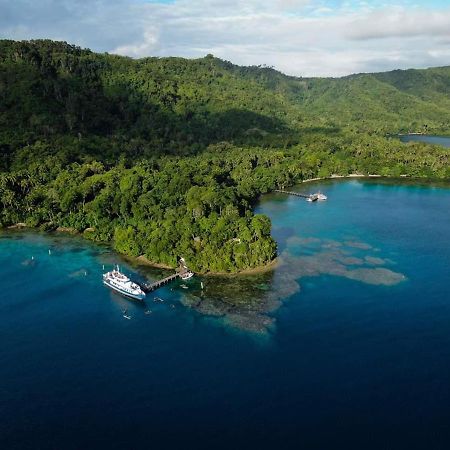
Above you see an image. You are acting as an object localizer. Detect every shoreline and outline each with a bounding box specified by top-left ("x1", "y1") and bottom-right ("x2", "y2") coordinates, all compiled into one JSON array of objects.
[
  {"x1": 125, "y1": 254, "x2": 175, "y2": 271},
  {"x1": 202, "y1": 257, "x2": 280, "y2": 277},
  {"x1": 1, "y1": 227, "x2": 280, "y2": 277},
  {"x1": 297, "y1": 174, "x2": 450, "y2": 186},
  {"x1": 126, "y1": 253, "x2": 280, "y2": 277},
  {"x1": 4, "y1": 174, "x2": 448, "y2": 278},
  {"x1": 300, "y1": 173, "x2": 383, "y2": 184}
]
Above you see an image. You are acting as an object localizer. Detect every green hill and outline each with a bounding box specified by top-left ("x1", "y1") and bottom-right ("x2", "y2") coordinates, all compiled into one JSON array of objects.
[
  {"x1": 1, "y1": 39, "x2": 449, "y2": 272},
  {"x1": 2, "y1": 39, "x2": 450, "y2": 157}
]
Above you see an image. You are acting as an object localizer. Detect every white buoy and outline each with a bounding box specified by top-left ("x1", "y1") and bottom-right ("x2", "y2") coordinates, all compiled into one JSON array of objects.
[{"x1": 31, "y1": 256, "x2": 34, "y2": 260}]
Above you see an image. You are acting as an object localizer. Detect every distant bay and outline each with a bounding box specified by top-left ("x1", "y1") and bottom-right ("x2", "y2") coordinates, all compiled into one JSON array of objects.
[{"x1": 400, "y1": 134, "x2": 450, "y2": 147}]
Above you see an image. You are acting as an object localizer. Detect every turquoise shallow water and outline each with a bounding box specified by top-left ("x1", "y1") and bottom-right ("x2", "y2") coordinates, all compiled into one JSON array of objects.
[{"x1": 1, "y1": 179, "x2": 450, "y2": 449}]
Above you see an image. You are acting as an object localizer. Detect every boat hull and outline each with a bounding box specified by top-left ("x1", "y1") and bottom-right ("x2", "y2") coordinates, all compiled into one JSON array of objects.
[
  {"x1": 180, "y1": 271, "x2": 194, "y2": 281},
  {"x1": 103, "y1": 280, "x2": 146, "y2": 301}
]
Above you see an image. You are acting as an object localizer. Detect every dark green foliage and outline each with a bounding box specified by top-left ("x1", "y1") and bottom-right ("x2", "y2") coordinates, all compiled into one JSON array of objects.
[{"x1": 1, "y1": 39, "x2": 449, "y2": 271}]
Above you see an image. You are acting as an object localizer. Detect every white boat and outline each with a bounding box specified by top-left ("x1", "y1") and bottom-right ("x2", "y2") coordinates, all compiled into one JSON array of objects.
[
  {"x1": 306, "y1": 192, "x2": 327, "y2": 202},
  {"x1": 180, "y1": 270, "x2": 194, "y2": 281},
  {"x1": 103, "y1": 267, "x2": 146, "y2": 301}
]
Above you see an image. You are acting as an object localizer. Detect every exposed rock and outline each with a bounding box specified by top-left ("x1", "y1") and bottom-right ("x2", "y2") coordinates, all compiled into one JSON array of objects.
[
  {"x1": 56, "y1": 226, "x2": 79, "y2": 234},
  {"x1": 7, "y1": 223, "x2": 27, "y2": 229}
]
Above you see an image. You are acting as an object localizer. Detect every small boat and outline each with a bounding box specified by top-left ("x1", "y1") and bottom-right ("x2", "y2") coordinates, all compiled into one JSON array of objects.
[
  {"x1": 103, "y1": 266, "x2": 146, "y2": 301},
  {"x1": 144, "y1": 309, "x2": 152, "y2": 315},
  {"x1": 153, "y1": 296, "x2": 164, "y2": 303},
  {"x1": 180, "y1": 270, "x2": 194, "y2": 281},
  {"x1": 306, "y1": 192, "x2": 327, "y2": 202},
  {"x1": 123, "y1": 314, "x2": 131, "y2": 320},
  {"x1": 180, "y1": 284, "x2": 188, "y2": 289}
]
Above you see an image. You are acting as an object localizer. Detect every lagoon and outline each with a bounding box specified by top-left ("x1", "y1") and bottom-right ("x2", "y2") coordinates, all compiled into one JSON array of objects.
[
  {"x1": 400, "y1": 134, "x2": 450, "y2": 147},
  {"x1": 1, "y1": 179, "x2": 450, "y2": 449}
]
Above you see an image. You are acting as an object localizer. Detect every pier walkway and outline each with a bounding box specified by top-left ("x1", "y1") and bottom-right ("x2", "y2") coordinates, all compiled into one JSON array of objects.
[
  {"x1": 275, "y1": 190, "x2": 325, "y2": 202},
  {"x1": 138, "y1": 258, "x2": 193, "y2": 293}
]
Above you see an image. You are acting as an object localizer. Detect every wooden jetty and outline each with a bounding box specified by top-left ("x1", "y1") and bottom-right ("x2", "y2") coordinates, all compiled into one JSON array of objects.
[
  {"x1": 275, "y1": 189, "x2": 310, "y2": 199},
  {"x1": 140, "y1": 272, "x2": 181, "y2": 293},
  {"x1": 275, "y1": 190, "x2": 326, "y2": 202},
  {"x1": 138, "y1": 259, "x2": 193, "y2": 293}
]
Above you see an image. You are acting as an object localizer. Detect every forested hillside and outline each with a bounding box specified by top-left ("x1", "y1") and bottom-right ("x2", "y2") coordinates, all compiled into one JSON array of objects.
[{"x1": 1, "y1": 39, "x2": 449, "y2": 272}]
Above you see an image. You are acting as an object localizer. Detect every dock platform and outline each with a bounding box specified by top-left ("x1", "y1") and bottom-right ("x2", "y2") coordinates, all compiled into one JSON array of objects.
[
  {"x1": 275, "y1": 190, "x2": 326, "y2": 202},
  {"x1": 140, "y1": 272, "x2": 183, "y2": 293},
  {"x1": 138, "y1": 258, "x2": 193, "y2": 293}
]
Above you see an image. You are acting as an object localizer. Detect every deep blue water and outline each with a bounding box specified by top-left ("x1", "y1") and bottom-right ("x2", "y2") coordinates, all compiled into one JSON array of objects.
[
  {"x1": 400, "y1": 134, "x2": 450, "y2": 147},
  {"x1": 1, "y1": 180, "x2": 450, "y2": 449}
]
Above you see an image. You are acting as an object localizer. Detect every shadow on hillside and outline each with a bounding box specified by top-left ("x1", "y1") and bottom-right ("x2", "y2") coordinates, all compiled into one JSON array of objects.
[
  {"x1": 3, "y1": 46, "x2": 340, "y2": 164},
  {"x1": 299, "y1": 125, "x2": 341, "y2": 136},
  {"x1": 102, "y1": 78, "x2": 296, "y2": 155},
  {"x1": 7, "y1": 75, "x2": 298, "y2": 162}
]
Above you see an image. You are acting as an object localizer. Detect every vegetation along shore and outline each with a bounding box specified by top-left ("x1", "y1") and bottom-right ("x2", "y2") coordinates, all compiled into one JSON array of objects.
[{"x1": 1, "y1": 40, "x2": 449, "y2": 273}]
